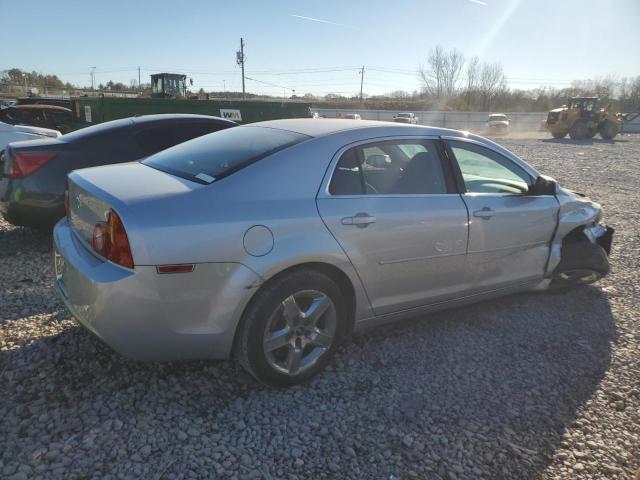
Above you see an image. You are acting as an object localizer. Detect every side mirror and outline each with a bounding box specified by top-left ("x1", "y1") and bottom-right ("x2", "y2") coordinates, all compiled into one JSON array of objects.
[{"x1": 529, "y1": 175, "x2": 557, "y2": 196}]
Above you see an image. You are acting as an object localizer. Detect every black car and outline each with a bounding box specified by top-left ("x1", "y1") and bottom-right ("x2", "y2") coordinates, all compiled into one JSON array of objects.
[
  {"x1": 0, "y1": 114, "x2": 236, "y2": 230},
  {"x1": 0, "y1": 104, "x2": 75, "y2": 133}
]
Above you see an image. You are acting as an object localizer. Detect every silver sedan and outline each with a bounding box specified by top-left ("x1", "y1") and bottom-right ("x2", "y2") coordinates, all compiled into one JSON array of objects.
[{"x1": 53, "y1": 119, "x2": 613, "y2": 386}]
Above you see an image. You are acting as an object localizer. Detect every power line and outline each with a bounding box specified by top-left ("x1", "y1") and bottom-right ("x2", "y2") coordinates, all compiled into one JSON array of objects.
[{"x1": 245, "y1": 76, "x2": 293, "y2": 91}]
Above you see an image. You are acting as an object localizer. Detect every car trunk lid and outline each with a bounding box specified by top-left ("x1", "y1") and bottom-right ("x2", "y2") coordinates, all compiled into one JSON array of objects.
[
  {"x1": 1, "y1": 138, "x2": 64, "y2": 178},
  {"x1": 67, "y1": 161, "x2": 204, "y2": 256}
]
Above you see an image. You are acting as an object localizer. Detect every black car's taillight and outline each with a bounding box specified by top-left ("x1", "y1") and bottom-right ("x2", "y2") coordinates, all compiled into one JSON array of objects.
[{"x1": 7, "y1": 151, "x2": 57, "y2": 178}]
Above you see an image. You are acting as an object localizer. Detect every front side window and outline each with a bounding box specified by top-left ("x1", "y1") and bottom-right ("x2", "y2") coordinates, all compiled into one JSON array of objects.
[
  {"x1": 329, "y1": 139, "x2": 447, "y2": 195},
  {"x1": 448, "y1": 140, "x2": 531, "y2": 195}
]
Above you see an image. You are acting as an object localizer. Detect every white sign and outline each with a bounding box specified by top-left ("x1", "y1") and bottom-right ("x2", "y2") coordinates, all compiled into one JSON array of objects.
[
  {"x1": 84, "y1": 105, "x2": 92, "y2": 123},
  {"x1": 220, "y1": 109, "x2": 242, "y2": 121}
]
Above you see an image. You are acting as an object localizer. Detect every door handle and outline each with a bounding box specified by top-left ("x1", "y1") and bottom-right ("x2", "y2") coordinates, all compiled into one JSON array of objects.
[
  {"x1": 473, "y1": 207, "x2": 494, "y2": 219},
  {"x1": 341, "y1": 214, "x2": 377, "y2": 227}
]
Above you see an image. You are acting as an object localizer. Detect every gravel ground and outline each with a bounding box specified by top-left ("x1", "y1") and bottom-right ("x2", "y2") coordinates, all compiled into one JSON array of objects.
[{"x1": 0, "y1": 134, "x2": 638, "y2": 480}]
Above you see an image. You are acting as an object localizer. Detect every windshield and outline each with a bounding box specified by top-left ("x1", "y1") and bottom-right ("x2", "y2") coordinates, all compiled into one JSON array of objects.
[
  {"x1": 142, "y1": 126, "x2": 309, "y2": 184},
  {"x1": 489, "y1": 115, "x2": 507, "y2": 121},
  {"x1": 397, "y1": 113, "x2": 411, "y2": 118}
]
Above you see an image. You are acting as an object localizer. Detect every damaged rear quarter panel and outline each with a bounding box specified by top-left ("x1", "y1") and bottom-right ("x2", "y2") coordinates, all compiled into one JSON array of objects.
[{"x1": 547, "y1": 186, "x2": 603, "y2": 274}]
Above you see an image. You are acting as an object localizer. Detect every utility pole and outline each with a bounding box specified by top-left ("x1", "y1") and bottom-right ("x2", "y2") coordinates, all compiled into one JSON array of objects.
[
  {"x1": 359, "y1": 65, "x2": 365, "y2": 103},
  {"x1": 138, "y1": 67, "x2": 141, "y2": 91},
  {"x1": 223, "y1": 80, "x2": 226, "y2": 95},
  {"x1": 236, "y1": 38, "x2": 246, "y2": 100},
  {"x1": 90, "y1": 66, "x2": 96, "y2": 90}
]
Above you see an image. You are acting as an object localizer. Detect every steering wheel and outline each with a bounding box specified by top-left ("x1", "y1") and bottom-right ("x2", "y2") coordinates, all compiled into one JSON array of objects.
[{"x1": 365, "y1": 182, "x2": 379, "y2": 194}]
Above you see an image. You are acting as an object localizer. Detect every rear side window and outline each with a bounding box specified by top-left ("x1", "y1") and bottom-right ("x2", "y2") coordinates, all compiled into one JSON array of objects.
[
  {"x1": 135, "y1": 122, "x2": 231, "y2": 155},
  {"x1": 329, "y1": 139, "x2": 448, "y2": 195},
  {"x1": 142, "y1": 126, "x2": 309, "y2": 184}
]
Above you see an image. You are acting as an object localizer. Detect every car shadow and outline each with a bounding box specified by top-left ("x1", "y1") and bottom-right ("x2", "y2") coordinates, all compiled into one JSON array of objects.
[
  {"x1": 0, "y1": 224, "x2": 51, "y2": 258},
  {"x1": 0, "y1": 284, "x2": 616, "y2": 478}
]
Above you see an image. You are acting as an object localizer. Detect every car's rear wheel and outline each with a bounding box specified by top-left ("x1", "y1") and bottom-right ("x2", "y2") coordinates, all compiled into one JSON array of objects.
[
  {"x1": 237, "y1": 269, "x2": 347, "y2": 387},
  {"x1": 551, "y1": 131, "x2": 567, "y2": 139}
]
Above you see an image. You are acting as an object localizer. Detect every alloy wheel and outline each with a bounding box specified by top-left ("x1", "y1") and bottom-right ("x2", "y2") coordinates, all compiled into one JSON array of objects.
[{"x1": 263, "y1": 289, "x2": 337, "y2": 376}]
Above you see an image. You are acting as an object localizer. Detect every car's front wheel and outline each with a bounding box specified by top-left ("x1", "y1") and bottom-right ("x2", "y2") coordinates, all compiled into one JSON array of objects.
[
  {"x1": 237, "y1": 269, "x2": 347, "y2": 387},
  {"x1": 550, "y1": 238, "x2": 610, "y2": 290}
]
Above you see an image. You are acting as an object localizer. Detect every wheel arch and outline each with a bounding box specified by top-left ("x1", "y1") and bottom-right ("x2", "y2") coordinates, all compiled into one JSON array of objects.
[{"x1": 231, "y1": 261, "x2": 359, "y2": 358}]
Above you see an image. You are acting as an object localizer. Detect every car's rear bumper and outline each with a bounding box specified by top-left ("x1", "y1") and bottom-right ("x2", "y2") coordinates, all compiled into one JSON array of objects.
[
  {"x1": 0, "y1": 177, "x2": 64, "y2": 229},
  {"x1": 53, "y1": 218, "x2": 261, "y2": 361}
]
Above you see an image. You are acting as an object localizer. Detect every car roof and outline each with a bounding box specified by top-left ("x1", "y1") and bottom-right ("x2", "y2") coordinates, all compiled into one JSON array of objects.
[
  {"x1": 248, "y1": 118, "x2": 459, "y2": 138},
  {"x1": 130, "y1": 113, "x2": 235, "y2": 125},
  {"x1": 61, "y1": 114, "x2": 235, "y2": 141},
  {"x1": 13, "y1": 104, "x2": 71, "y2": 112}
]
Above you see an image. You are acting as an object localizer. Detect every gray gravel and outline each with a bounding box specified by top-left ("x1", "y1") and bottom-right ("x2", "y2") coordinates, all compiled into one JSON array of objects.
[{"x1": 1, "y1": 134, "x2": 639, "y2": 480}]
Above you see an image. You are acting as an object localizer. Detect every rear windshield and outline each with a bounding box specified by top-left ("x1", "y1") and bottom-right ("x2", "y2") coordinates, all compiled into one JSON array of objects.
[
  {"x1": 142, "y1": 126, "x2": 309, "y2": 184},
  {"x1": 489, "y1": 115, "x2": 507, "y2": 120}
]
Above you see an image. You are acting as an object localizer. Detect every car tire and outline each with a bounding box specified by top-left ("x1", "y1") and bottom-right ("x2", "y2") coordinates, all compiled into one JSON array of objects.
[
  {"x1": 551, "y1": 131, "x2": 567, "y2": 139},
  {"x1": 236, "y1": 269, "x2": 347, "y2": 387},
  {"x1": 550, "y1": 237, "x2": 610, "y2": 290}
]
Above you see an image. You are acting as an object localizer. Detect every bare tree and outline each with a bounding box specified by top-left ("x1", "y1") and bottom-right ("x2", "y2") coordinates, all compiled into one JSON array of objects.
[
  {"x1": 479, "y1": 62, "x2": 507, "y2": 110},
  {"x1": 443, "y1": 49, "x2": 465, "y2": 97},
  {"x1": 419, "y1": 46, "x2": 465, "y2": 98},
  {"x1": 465, "y1": 56, "x2": 480, "y2": 110}
]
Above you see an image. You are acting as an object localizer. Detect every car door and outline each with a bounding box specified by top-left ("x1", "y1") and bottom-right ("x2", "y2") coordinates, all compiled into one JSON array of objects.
[
  {"x1": 317, "y1": 137, "x2": 469, "y2": 316},
  {"x1": 444, "y1": 138, "x2": 558, "y2": 291}
]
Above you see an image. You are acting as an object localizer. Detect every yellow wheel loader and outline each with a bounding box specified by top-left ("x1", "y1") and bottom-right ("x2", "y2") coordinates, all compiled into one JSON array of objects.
[{"x1": 544, "y1": 97, "x2": 624, "y2": 140}]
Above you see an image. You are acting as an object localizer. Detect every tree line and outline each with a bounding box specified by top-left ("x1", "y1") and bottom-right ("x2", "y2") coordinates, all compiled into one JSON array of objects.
[
  {"x1": 320, "y1": 46, "x2": 640, "y2": 113},
  {"x1": 414, "y1": 45, "x2": 640, "y2": 112}
]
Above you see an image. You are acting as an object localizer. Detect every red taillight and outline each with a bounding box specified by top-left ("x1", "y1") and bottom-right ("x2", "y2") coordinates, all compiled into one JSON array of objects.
[
  {"x1": 7, "y1": 151, "x2": 56, "y2": 178},
  {"x1": 91, "y1": 209, "x2": 134, "y2": 268}
]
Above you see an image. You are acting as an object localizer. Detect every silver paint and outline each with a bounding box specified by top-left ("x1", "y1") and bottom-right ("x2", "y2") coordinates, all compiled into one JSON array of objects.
[{"x1": 53, "y1": 120, "x2": 609, "y2": 361}]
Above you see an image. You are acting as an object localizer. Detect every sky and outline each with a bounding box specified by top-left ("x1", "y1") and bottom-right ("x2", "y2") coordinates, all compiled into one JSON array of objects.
[{"x1": 1, "y1": 0, "x2": 639, "y2": 97}]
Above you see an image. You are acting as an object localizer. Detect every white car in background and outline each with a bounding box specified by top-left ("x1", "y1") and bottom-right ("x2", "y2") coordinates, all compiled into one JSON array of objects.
[
  {"x1": 393, "y1": 112, "x2": 418, "y2": 124},
  {"x1": 0, "y1": 121, "x2": 61, "y2": 153},
  {"x1": 486, "y1": 114, "x2": 510, "y2": 135}
]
